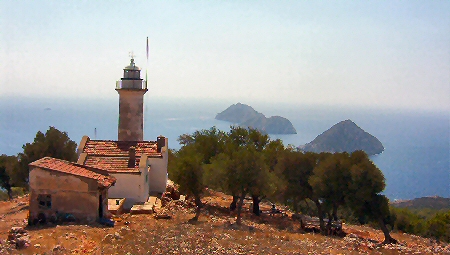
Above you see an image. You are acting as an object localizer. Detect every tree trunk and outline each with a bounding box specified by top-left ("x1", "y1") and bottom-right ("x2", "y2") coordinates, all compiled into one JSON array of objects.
[
  {"x1": 304, "y1": 199, "x2": 312, "y2": 215},
  {"x1": 313, "y1": 199, "x2": 326, "y2": 234},
  {"x1": 251, "y1": 195, "x2": 261, "y2": 216},
  {"x1": 292, "y1": 198, "x2": 298, "y2": 213},
  {"x1": 236, "y1": 192, "x2": 246, "y2": 225},
  {"x1": 5, "y1": 183, "x2": 13, "y2": 200},
  {"x1": 332, "y1": 204, "x2": 338, "y2": 221},
  {"x1": 192, "y1": 195, "x2": 203, "y2": 221},
  {"x1": 378, "y1": 217, "x2": 398, "y2": 244},
  {"x1": 230, "y1": 195, "x2": 238, "y2": 211},
  {"x1": 326, "y1": 212, "x2": 333, "y2": 235}
]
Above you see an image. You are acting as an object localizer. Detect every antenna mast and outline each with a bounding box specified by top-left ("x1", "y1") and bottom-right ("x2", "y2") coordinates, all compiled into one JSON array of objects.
[
  {"x1": 146, "y1": 37, "x2": 149, "y2": 89},
  {"x1": 144, "y1": 37, "x2": 149, "y2": 140}
]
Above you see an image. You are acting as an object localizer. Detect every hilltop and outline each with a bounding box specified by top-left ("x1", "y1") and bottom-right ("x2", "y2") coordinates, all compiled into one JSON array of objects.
[
  {"x1": 301, "y1": 119, "x2": 384, "y2": 155},
  {"x1": 391, "y1": 196, "x2": 450, "y2": 210},
  {"x1": 1, "y1": 191, "x2": 449, "y2": 254},
  {"x1": 215, "y1": 103, "x2": 296, "y2": 134}
]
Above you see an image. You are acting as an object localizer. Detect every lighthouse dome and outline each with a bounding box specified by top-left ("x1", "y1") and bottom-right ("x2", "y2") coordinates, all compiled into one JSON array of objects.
[{"x1": 124, "y1": 58, "x2": 141, "y2": 71}]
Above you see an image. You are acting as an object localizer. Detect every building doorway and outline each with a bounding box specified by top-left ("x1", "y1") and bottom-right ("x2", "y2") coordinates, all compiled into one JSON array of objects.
[{"x1": 99, "y1": 194, "x2": 103, "y2": 218}]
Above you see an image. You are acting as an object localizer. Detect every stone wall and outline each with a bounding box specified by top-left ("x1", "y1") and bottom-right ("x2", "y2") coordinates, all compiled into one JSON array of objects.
[
  {"x1": 148, "y1": 137, "x2": 168, "y2": 194},
  {"x1": 29, "y1": 167, "x2": 101, "y2": 223},
  {"x1": 117, "y1": 90, "x2": 146, "y2": 141}
]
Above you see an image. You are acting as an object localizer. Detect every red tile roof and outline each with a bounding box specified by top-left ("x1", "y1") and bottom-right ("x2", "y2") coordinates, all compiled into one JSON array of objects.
[
  {"x1": 30, "y1": 157, "x2": 116, "y2": 188},
  {"x1": 83, "y1": 140, "x2": 161, "y2": 157},
  {"x1": 80, "y1": 140, "x2": 162, "y2": 172},
  {"x1": 84, "y1": 156, "x2": 141, "y2": 173}
]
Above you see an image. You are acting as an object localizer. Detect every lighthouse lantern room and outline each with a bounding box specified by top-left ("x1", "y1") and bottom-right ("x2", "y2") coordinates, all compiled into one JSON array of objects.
[{"x1": 116, "y1": 56, "x2": 148, "y2": 141}]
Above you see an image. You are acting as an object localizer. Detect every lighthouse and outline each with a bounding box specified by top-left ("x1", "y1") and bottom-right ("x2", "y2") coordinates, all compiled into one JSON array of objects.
[
  {"x1": 74, "y1": 50, "x2": 169, "y2": 209},
  {"x1": 116, "y1": 56, "x2": 148, "y2": 141}
]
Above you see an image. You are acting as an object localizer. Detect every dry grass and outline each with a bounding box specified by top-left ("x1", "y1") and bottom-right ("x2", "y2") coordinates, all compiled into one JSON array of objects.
[{"x1": 0, "y1": 192, "x2": 449, "y2": 254}]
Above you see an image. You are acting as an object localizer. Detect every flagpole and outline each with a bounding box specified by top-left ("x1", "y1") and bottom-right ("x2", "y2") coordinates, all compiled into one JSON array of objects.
[
  {"x1": 146, "y1": 37, "x2": 149, "y2": 89},
  {"x1": 144, "y1": 37, "x2": 149, "y2": 140}
]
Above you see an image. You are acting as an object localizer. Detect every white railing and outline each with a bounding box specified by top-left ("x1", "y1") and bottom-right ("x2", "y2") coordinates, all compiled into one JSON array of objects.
[{"x1": 116, "y1": 80, "x2": 147, "y2": 90}]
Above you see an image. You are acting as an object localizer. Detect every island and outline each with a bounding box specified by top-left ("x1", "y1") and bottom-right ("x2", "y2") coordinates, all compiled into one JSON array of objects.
[
  {"x1": 215, "y1": 103, "x2": 297, "y2": 134},
  {"x1": 300, "y1": 119, "x2": 384, "y2": 155}
]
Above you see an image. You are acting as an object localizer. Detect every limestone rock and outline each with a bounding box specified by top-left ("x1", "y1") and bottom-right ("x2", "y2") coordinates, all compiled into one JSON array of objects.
[
  {"x1": 102, "y1": 234, "x2": 115, "y2": 244},
  {"x1": 7, "y1": 227, "x2": 30, "y2": 249},
  {"x1": 52, "y1": 245, "x2": 65, "y2": 252}
]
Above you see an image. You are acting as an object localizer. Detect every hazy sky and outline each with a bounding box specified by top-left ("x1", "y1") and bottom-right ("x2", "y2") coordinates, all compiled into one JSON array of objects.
[{"x1": 1, "y1": 1, "x2": 449, "y2": 111}]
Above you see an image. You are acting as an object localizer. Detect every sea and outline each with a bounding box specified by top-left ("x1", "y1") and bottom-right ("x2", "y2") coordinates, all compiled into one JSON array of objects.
[{"x1": 0, "y1": 96, "x2": 448, "y2": 201}]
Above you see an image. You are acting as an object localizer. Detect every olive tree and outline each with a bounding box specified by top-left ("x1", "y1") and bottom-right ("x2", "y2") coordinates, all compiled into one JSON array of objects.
[
  {"x1": 170, "y1": 127, "x2": 226, "y2": 221},
  {"x1": 0, "y1": 155, "x2": 19, "y2": 200},
  {"x1": 225, "y1": 126, "x2": 281, "y2": 215},
  {"x1": 168, "y1": 144, "x2": 204, "y2": 221},
  {"x1": 346, "y1": 151, "x2": 398, "y2": 244},
  {"x1": 15, "y1": 126, "x2": 77, "y2": 188}
]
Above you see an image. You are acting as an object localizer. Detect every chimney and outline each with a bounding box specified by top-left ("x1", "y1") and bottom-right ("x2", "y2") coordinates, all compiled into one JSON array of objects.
[
  {"x1": 157, "y1": 136, "x2": 165, "y2": 153},
  {"x1": 128, "y1": 146, "x2": 136, "y2": 168}
]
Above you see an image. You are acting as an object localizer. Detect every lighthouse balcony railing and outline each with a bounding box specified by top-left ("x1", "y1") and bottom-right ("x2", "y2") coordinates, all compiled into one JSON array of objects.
[{"x1": 116, "y1": 80, "x2": 147, "y2": 90}]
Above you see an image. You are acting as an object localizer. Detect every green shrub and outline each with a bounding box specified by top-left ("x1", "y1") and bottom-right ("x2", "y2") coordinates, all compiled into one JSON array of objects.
[
  {"x1": 0, "y1": 187, "x2": 27, "y2": 201},
  {"x1": 391, "y1": 206, "x2": 450, "y2": 242},
  {"x1": 391, "y1": 207, "x2": 427, "y2": 235},
  {"x1": 426, "y1": 211, "x2": 450, "y2": 242},
  {"x1": 0, "y1": 190, "x2": 8, "y2": 201},
  {"x1": 11, "y1": 187, "x2": 26, "y2": 197}
]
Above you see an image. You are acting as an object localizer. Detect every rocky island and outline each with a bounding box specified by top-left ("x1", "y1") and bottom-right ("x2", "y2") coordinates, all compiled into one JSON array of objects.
[
  {"x1": 215, "y1": 103, "x2": 296, "y2": 134},
  {"x1": 300, "y1": 119, "x2": 384, "y2": 155}
]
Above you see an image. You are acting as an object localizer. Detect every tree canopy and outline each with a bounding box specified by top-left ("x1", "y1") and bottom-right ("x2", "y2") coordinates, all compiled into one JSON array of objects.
[
  {"x1": 10, "y1": 126, "x2": 78, "y2": 188},
  {"x1": 168, "y1": 144, "x2": 205, "y2": 220},
  {"x1": 169, "y1": 127, "x2": 227, "y2": 221},
  {"x1": 169, "y1": 126, "x2": 399, "y2": 242},
  {"x1": 0, "y1": 126, "x2": 77, "y2": 201},
  {"x1": 0, "y1": 155, "x2": 19, "y2": 200}
]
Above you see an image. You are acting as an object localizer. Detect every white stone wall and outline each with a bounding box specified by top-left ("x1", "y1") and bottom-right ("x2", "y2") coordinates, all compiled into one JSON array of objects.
[
  {"x1": 148, "y1": 139, "x2": 169, "y2": 194},
  {"x1": 108, "y1": 171, "x2": 147, "y2": 209}
]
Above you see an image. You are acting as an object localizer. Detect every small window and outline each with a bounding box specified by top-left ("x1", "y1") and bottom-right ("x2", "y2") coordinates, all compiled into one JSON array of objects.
[{"x1": 38, "y1": 194, "x2": 51, "y2": 209}]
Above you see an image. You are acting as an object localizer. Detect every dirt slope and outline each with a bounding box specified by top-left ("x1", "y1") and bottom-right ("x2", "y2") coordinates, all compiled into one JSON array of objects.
[{"x1": 0, "y1": 191, "x2": 449, "y2": 254}]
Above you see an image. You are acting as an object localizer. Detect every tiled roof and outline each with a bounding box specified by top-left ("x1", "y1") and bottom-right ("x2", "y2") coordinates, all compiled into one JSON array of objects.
[
  {"x1": 80, "y1": 140, "x2": 161, "y2": 172},
  {"x1": 84, "y1": 156, "x2": 140, "y2": 173},
  {"x1": 83, "y1": 140, "x2": 160, "y2": 157},
  {"x1": 30, "y1": 157, "x2": 116, "y2": 188}
]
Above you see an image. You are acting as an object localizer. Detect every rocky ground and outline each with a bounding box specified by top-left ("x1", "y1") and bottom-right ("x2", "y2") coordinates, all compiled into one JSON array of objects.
[{"x1": 0, "y1": 190, "x2": 449, "y2": 254}]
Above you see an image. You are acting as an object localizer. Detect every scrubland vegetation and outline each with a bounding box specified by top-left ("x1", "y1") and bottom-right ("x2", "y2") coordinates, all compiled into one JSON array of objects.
[
  {"x1": 390, "y1": 207, "x2": 450, "y2": 242},
  {"x1": 169, "y1": 126, "x2": 450, "y2": 243}
]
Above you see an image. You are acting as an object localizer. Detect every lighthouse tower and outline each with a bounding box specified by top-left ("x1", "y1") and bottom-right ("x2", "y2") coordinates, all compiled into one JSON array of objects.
[{"x1": 116, "y1": 56, "x2": 148, "y2": 141}]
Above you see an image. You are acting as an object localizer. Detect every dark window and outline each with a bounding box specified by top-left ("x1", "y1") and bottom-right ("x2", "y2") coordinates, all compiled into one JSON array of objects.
[{"x1": 38, "y1": 194, "x2": 51, "y2": 209}]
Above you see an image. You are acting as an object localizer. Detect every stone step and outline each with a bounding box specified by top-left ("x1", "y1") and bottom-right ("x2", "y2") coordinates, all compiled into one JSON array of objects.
[{"x1": 130, "y1": 203, "x2": 154, "y2": 215}]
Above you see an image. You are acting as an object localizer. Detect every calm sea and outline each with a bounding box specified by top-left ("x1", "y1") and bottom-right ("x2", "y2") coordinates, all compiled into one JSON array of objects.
[{"x1": 1, "y1": 97, "x2": 448, "y2": 200}]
